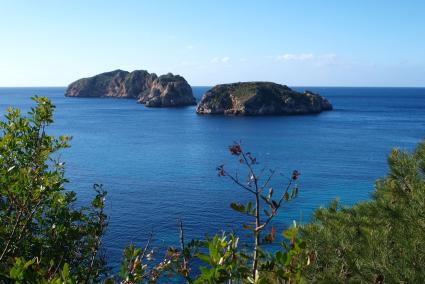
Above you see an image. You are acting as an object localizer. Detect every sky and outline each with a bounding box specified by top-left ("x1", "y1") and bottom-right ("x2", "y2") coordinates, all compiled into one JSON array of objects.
[{"x1": 0, "y1": 0, "x2": 424, "y2": 87}]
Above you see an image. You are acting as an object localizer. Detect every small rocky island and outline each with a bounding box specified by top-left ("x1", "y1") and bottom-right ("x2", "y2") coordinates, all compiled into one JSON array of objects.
[
  {"x1": 196, "y1": 82, "x2": 332, "y2": 115},
  {"x1": 138, "y1": 73, "x2": 196, "y2": 107},
  {"x1": 65, "y1": 70, "x2": 196, "y2": 107}
]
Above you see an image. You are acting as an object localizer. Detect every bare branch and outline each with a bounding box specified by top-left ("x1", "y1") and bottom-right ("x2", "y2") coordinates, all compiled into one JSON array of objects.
[
  {"x1": 224, "y1": 170, "x2": 256, "y2": 194},
  {"x1": 0, "y1": 210, "x2": 23, "y2": 261},
  {"x1": 260, "y1": 168, "x2": 277, "y2": 192},
  {"x1": 179, "y1": 219, "x2": 189, "y2": 273},
  {"x1": 241, "y1": 151, "x2": 259, "y2": 193},
  {"x1": 140, "y1": 231, "x2": 154, "y2": 262}
]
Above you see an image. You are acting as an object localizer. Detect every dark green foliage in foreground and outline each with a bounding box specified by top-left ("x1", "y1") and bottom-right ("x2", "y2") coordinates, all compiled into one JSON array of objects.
[
  {"x1": 0, "y1": 97, "x2": 107, "y2": 282},
  {"x1": 301, "y1": 141, "x2": 425, "y2": 283}
]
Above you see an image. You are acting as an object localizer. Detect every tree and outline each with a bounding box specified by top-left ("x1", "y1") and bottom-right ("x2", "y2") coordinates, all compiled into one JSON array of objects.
[
  {"x1": 300, "y1": 141, "x2": 425, "y2": 283},
  {"x1": 0, "y1": 97, "x2": 107, "y2": 282},
  {"x1": 217, "y1": 143, "x2": 302, "y2": 282}
]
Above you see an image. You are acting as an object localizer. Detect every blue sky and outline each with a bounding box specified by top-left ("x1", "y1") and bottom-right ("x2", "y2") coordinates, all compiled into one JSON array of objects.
[{"x1": 1, "y1": 0, "x2": 424, "y2": 86}]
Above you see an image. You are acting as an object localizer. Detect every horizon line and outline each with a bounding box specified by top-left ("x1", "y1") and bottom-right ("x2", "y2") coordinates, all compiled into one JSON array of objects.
[{"x1": 1, "y1": 85, "x2": 425, "y2": 89}]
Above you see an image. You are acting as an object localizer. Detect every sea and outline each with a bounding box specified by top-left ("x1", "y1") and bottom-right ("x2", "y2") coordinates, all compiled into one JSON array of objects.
[{"x1": 1, "y1": 86, "x2": 425, "y2": 270}]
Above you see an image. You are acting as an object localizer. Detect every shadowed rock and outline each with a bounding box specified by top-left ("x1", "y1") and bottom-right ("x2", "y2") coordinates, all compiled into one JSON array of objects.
[{"x1": 138, "y1": 73, "x2": 196, "y2": 107}]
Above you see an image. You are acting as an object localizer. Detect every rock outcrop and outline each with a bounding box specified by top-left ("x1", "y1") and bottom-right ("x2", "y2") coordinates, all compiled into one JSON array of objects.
[
  {"x1": 138, "y1": 73, "x2": 196, "y2": 107},
  {"x1": 196, "y1": 82, "x2": 332, "y2": 115},
  {"x1": 65, "y1": 70, "x2": 196, "y2": 107}
]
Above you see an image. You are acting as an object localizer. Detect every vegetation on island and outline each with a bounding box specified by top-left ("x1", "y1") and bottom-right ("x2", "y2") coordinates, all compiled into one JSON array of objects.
[
  {"x1": 1, "y1": 97, "x2": 424, "y2": 283},
  {"x1": 196, "y1": 82, "x2": 332, "y2": 115}
]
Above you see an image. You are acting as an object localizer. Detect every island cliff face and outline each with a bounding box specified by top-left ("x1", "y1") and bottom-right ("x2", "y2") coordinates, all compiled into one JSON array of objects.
[
  {"x1": 138, "y1": 73, "x2": 196, "y2": 107},
  {"x1": 65, "y1": 70, "x2": 195, "y2": 107},
  {"x1": 196, "y1": 82, "x2": 333, "y2": 115}
]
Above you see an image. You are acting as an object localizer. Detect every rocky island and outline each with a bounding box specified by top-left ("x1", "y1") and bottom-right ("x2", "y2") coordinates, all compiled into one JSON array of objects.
[
  {"x1": 196, "y1": 82, "x2": 332, "y2": 115},
  {"x1": 138, "y1": 73, "x2": 196, "y2": 107},
  {"x1": 65, "y1": 70, "x2": 196, "y2": 107}
]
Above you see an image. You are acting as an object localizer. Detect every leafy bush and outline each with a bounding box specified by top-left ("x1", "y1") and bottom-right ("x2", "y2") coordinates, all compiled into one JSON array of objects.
[{"x1": 0, "y1": 97, "x2": 107, "y2": 282}]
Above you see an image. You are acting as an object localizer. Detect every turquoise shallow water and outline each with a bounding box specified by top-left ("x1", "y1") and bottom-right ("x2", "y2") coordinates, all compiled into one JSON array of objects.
[{"x1": 1, "y1": 86, "x2": 425, "y2": 269}]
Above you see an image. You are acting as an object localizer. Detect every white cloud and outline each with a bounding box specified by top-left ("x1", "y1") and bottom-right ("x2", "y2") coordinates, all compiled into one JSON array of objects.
[
  {"x1": 277, "y1": 53, "x2": 314, "y2": 61},
  {"x1": 186, "y1": 45, "x2": 194, "y2": 49},
  {"x1": 210, "y1": 56, "x2": 230, "y2": 64},
  {"x1": 276, "y1": 53, "x2": 342, "y2": 67}
]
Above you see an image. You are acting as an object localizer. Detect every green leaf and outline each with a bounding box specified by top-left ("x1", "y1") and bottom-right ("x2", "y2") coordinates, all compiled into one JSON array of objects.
[
  {"x1": 230, "y1": 202, "x2": 245, "y2": 214},
  {"x1": 246, "y1": 201, "x2": 252, "y2": 214},
  {"x1": 61, "y1": 263, "x2": 70, "y2": 279},
  {"x1": 195, "y1": 252, "x2": 212, "y2": 264}
]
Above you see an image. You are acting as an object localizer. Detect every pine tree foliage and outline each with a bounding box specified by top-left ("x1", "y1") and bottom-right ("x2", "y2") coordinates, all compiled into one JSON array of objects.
[{"x1": 301, "y1": 142, "x2": 425, "y2": 283}]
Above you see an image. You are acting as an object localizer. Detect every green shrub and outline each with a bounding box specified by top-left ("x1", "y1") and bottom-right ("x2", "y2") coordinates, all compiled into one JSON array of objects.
[{"x1": 0, "y1": 97, "x2": 107, "y2": 282}]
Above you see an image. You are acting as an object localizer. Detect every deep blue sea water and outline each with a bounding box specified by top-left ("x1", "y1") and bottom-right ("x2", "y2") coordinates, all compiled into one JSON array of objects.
[{"x1": 1, "y1": 87, "x2": 425, "y2": 270}]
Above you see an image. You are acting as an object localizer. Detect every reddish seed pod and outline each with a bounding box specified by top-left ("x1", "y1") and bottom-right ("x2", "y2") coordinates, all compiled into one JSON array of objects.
[
  {"x1": 216, "y1": 165, "x2": 225, "y2": 176},
  {"x1": 229, "y1": 144, "x2": 242, "y2": 156},
  {"x1": 291, "y1": 170, "x2": 300, "y2": 180}
]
